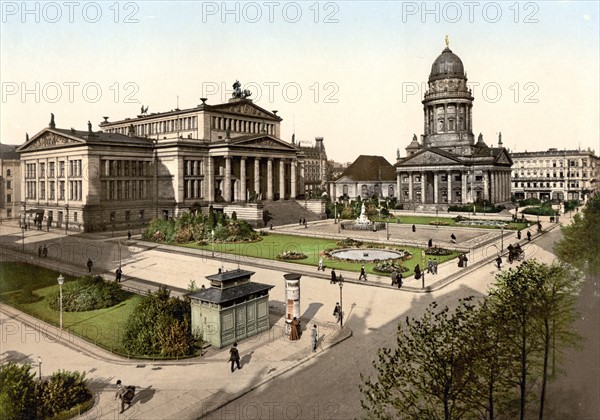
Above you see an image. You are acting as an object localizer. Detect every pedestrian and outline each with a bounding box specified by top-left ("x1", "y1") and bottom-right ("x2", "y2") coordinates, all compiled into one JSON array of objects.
[
  {"x1": 333, "y1": 302, "x2": 341, "y2": 324},
  {"x1": 450, "y1": 233, "x2": 457, "y2": 243},
  {"x1": 318, "y1": 258, "x2": 324, "y2": 272},
  {"x1": 433, "y1": 258, "x2": 438, "y2": 275},
  {"x1": 412, "y1": 224, "x2": 416, "y2": 233},
  {"x1": 127, "y1": 230, "x2": 132, "y2": 240},
  {"x1": 38, "y1": 245, "x2": 43, "y2": 258},
  {"x1": 397, "y1": 271, "x2": 403, "y2": 288},
  {"x1": 290, "y1": 317, "x2": 300, "y2": 341},
  {"x1": 115, "y1": 380, "x2": 135, "y2": 414},
  {"x1": 330, "y1": 268, "x2": 337, "y2": 284},
  {"x1": 359, "y1": 264, "x2": 367, "y2": 281},
  {"x1": 299, "y1": 218, "x2": 302, "y2": 226},
  {"x1": 428, "y1": 238, "x2": 433, "y2": 248},
  {"x1": 311, "y1": 324, "x2": 318, "y2": 352},
  {"x1": 414, "y1": 264, "x2": 421, "y2": 280},
  {"x1": 427, "y1": 258, "x2": 432, "y2": 273},
  {"x1": 302, "y1": 218, "x2": 306, "y2": 225},
  {"x1": 495, "y1": 255, "x2": 502, "y2": 270},
  {"x1": 391, "y1": 269, "x2": 398, "y2": 286},
  {"x1": 517, "y1": 230, "x2": 522, "y2": 240},
  {"x1": 115, "y1": 267, "x2": 123, "y2": 282},
  {"x1": 463, "y1": 254, "x2": 468, "y2": 268},
  {"x1": 86, "y1": 258, "x2": 93, "y2": 273},
  {"x1": 229, "y1": 342, "x2": 241, "y2": 372},
  {"x1": 42, "y1": 244, "x2": 48, "y2": 258},
  {"x1": 527, "y1": 230, "x2": 532, "y2": 242}
]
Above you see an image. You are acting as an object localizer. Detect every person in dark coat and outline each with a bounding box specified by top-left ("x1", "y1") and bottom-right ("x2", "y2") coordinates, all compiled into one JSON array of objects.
[
  {"x1": 311, "y1": 325, "x2": 318, "y2": 352},
  {"x1": 414, "y1": 264, "x2": 421, "y2": 279},
  {"x1": 428, "y1": 238, "x2": 433, "y2": 248},
  {"x1": 527, "y1": 230, "x2": 532, "y2": 242},
  {"x1": 433, "y1": 258, "x2": 438, "y2": 275},
  {"x1": 427, "y1": 258, "x2": 433, "y2": 273},
  {"x1": 42, "y1": 244, "x2": 48, "y2": 258},
  {"x1": 462, "y1": 254, "x2": 468, "y2": 268},
  {"x1": 496, "y1": 255, "x2": 502, "y2": 270},
  {"x1": 517, "y1": 230, "x2": 522, "y2": 240},
  {"x1": 38, "y1": 246, "x2": 43, "y2": 258},
  {"x1": 450, "y1": 233, "x2": 457, "y2": 243},
  {"x1": 359, "y1": 265, "x2": 367, "y2": 281},
  {"x1": 397, "y1": 271, "x2": 403, "y2": 288},
  {"x1": 330, "y1": 268, "x2": 337, "y2": 284},
  {"x1": 229, "y1": 342, "x2": 241, "y2": 372},
  {"x1": 115, "y1": 380, "x2": 135, "y2": 414},
  {"x1": 412, "y1": 224, "x2": 416, "y2": 233},
  {"x1": 127, "y1": 230, "x2": 132, "y2": 240},
  {"x1": 333, "y1": 303, "x2": 341, "y2": 323},
  {"x1": 391, "y1": 269, "x2": 398, "y2": 286},
  {"x1": 86, "y1": 258, "x2": 93, "y2": 273},
  {"x1": 115, "y1": 267, "x2": 123, "y2": 282}
]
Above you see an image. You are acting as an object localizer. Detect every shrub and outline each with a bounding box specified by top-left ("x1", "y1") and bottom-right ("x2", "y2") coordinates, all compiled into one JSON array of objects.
[
  {"x1": 425, "y1": 247, "x2": 453, "y2": 256},
  {"x1": 373, "y1": 260, "x2": 410, "y2": 273},
  {"x1": 123, "y1": 287, "x2": 195, "y2": 357},
  {"x1": 429, "y1": 221, "x2": 450, "y2": 226},
  {"x1": 49, "y1": 276, "x2": 123, "y2": 312},
  {"x1": 337, "y1": 238, "x2": 363, "y2": 248},
  {"x1": 519, "y1": 198, "x2": 541, "y2": 206},
  {"x1": 0, "y1": 362, "x2": 37, "y2": 419},
  {"x1": 277, "y1": 251, "x2": 308, "y2": 260},
  {"x1": 37, "y1": 370, "x2": 92, "y2": 419}
]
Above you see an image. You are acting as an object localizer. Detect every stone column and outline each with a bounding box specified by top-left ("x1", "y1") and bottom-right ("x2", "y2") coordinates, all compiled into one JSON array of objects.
[
  {"x1": 421, "y1": 171, "x2": 426, "y2": 203},
  {"x1": 433, "y1": 172, "x2": 438, "y2": 203},
  {"x1": 396, "y1": 173, "x2": 401, "y2": 201},
  {"x1": 224, "y1": 156, "x2": 232, "y2": 202},
  {"x1": 279, "y1": 159, "x2": 285, "y2": 200},
  {"x1": 267, "y1": 158, "x2": 273, "y2": 200},
  {"x1": 447, "y1": 171, "x2": 452, "y2": 203},
  {"x1": 207, "y1": 157, "x2": 214, "y2": 202},
  {"x1": 240, "y1": 157, "x2": 246, "y2": 202},
  {"x1": 461, "y1": 171, "x2": 467, "y2": 203},
  {"x1": 254, "y1": 158, "x2": 260, "y2": 199},
  {"x1": 408, "y1": 172, "x2": 413, "y2": 201},
  {"x1": 483, "y1": 170, "x2": 489, "y2": 201},
  {"x1": 290, "y1": 160, "x2": 297, "y2": 199},
  {"x1": 443, "y1": 104, "x2": 447, "y2": 132}
]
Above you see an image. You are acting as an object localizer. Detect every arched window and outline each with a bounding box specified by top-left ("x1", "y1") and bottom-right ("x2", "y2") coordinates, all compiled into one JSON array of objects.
[
  {"x1": 388, "y1": 185, "x2": 394, "y2": 197},
  {"x1": 342, "y1": 185, "x2": 348, "y2": 195},
  {"x1": 361, "y1": 185, "x2": 368, "y2": 197}
]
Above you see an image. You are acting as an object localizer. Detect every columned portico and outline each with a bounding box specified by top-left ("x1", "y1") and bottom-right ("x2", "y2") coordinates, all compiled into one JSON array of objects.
[
  {"x1": 224, "y1": 156, "x2": 232, "y2": 202},
  {"x1": 290, "y1": 161, "x2": 297, "y2": 199},
  {"x1": 433, "y1": 172, "x2": 438, "y2": 203},
  {"x1": 207, "y1": 157, "x2": 215, "y2": 202},
  {"x1": 279, "y1": 159, "x2": 285, "y2": 200},
  {"x1": 254, "y1": 158, "x2": 260, "y2": 199}
]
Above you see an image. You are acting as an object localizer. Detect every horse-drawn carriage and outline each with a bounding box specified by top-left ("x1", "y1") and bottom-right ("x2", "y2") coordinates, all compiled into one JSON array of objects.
[{"x1": 507, "y1": 243, "x2": 524, "y2": 263}]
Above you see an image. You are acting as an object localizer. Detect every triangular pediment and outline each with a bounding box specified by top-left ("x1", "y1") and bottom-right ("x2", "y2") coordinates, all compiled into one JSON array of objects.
[
  {"x1": 334, "y1": 176, "x2": 355, "y2": 183},
  {"x1": 211, "y1": 100, "x2": 279, "y2": 120},
  {"x1": 232, "y1": 136, "x2": 297, "y2": 151},
  {"x1": 400, "y1": 149, "x2": 462, "y2": 166},
  {"x1": 17, "y1": 130, "x2": 84, "y2": 152},
  {"x1": 495, "y1": 149, "x2": 513, "y2": 165}
]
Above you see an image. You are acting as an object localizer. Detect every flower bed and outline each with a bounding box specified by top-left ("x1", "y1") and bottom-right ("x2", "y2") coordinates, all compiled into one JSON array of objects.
[
  {"x1": 425, "y1": 247, "x2": 453, "y2": 256},
  {"x1": 373, "y1": 260, "x2": 411, "y2": 273},
  {"x1": 429, "y1": 221, "x2": 450, "y2": 226},
  {"x1": 277, "y1": 251, "x2": 308, "y2": 260},
  {"x1": 336, "y1": 237, "x2": 364, "y2": 248}
]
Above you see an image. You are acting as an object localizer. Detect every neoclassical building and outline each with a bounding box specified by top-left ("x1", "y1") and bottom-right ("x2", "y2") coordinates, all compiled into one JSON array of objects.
[
  {"x1": 17, "y1": 85, "x2": 308, "y2": 231},
  {"x1": 330, "y1": 155, "x2": 396, "y2": 200},
  {"x1": 396, "y1": 41, "x2": 513, "y2": 209}
]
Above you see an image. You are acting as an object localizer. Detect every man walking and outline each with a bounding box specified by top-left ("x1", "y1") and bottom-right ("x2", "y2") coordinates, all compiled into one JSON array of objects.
[
  {"x1": 428, "y1": 238, "x2": 433, "y2": 248},
  {"x1": 229, "y1": 342, "x2": 241, "y2": 372},
  {"x1": 527, "y1": 230, "x2": 532, "y2": 242},
  {"x1": 391, "y1": 269, "x2": 398, "y2": 286},
  {"x1": 333, "y1": 302, "x2": 341, "y2": 324},
  {"x1": 450, "y1": 233, "x2": 457, "y2": 243},
  {"x1": 115, "y1": 267, "x2": 123, "y2": 283},
  {"x1": 427, "y1": 258, "x2": 433, "y2": 274},
  {"x1": 42, "y1": 244, "x2": 48, "y2": 258},
  {"x1": 318, "y1": 258, "x2": 324, "y2": 272},
  {"x1": 127, "y1": 230, "x2": 132, "y2": 241},
  {"x1": 495, "y1": 255, "x2": 502, "y2": 270},
  {"x1": 358, "y1": 265, "x2": 367, "y2": 281},
  {"x1": 397, "y1": 271, "x2": 403, "y2": 288},
  {"x1": 517, "y1": 230, "x2": 522, "y2": 240},
  {"x1": 86, "y1": 258, "x2": 93, "y2": 273},
  {"x1": 115, "y1": 380, "x2": 135, "y2": 414},
  {"x1": 433, "y1": 258, "x2": 438, "y2": 275},
  {"x1": 311, "y1": 324, "x2": 318, "y2": 352},
  {"x1": 330, "y1": 268, "x2": 337, "y2": 284}
]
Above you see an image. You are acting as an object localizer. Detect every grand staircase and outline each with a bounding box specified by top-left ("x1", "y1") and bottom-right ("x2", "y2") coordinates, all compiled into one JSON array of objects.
[{"x1": 262, "y1": 201, "x2": 324, "y2": 227}]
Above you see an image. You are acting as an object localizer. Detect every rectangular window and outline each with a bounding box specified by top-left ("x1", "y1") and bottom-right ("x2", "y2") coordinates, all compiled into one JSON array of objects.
[
  {"x1": 7, "y1": 209, "x2": 11, "y2": 218},
  {"x1": 6, "y1": 194, "x2": 11, "y2": 203},
  {"x1": 132, "y1": 180, "x2": 137, "y2": 199},
  {"x1": 131, "y1": 161, "x2": 137, "y2": 176},
  {"x1": 74, "y1": 212, "x2": 78, "y2": 222},
  {"x1": 117, "y1": 181, "x2": 123, "y2": 199},
  {"x1": 40, "y1": 163, "x2": 45, "y2": 178},
  {"x1": 40, "y1": 182, "x2": 45, "y2": 200},
  {"x1": 6, "y1": 180, "x2": 11, "y2": 189},
  {"x1": 124, "y1": 161, "x2": 129, "y2": 176},
  {"x1": 49, "y1": 162, "x2": 55, "y2": 177},
  {"x1": 59, "y1": 161, "x2": 65, "y2": 177},
  {"x1": 139, "y1": 209, "x2": 144, "y2": 221},
  {"x1": 50, "y1": 182, "x2": 55, "y2": 200},
  {"x1": 59, "y1": 181, "x2": 65, "y2": 200},
  {"x1": 125, "y1": 210, "x2": 131, "y2": 222},
  {"x1": 475, "y1": 176, "x2": 482, "y2": 182},
  {"x1": 117, "y1": 161, "x2": 122, "y2": 176}
]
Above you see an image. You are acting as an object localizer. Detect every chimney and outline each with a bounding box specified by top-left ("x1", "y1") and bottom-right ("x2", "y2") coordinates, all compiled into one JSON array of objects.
[{"x1": 315, "y1": 136, "x2": 324, "y2": 151}]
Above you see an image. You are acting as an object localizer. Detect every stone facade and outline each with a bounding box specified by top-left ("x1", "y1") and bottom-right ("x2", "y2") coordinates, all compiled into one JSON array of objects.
[
  {"x1": 330, "y1": 155, "x2": 396, "y2": 200},
  {"x1": 511, "y1": 148, "x2": 599, "y2": 202},
  {"x1": 0, "y1": 144, "x2": 21, "y2": 221},
  {"x1": 396, "y1": 42, "x2": 512, "y2": 209},
  {"x1": 17, "y1": 91, "x2": 306, "y2": 232},
  {"x1": 296, "y1": 136, "x2": 328, "y2": 196}
]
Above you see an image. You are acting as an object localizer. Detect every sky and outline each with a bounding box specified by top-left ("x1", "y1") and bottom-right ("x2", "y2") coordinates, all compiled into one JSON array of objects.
[{"x1": 1, "y1": 1, "x2": 599, "y2": 163}]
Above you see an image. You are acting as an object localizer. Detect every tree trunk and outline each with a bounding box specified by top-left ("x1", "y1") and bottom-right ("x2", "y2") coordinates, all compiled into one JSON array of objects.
[
  {"x1": 520, "y1": 317, "x2": 527, "y2": 420},
  {"x1": 539, "y1": 318, "x2": 550, "y2": 420}
]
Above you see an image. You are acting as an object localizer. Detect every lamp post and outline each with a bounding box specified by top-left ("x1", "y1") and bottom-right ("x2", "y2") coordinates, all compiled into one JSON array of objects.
[
  {"x1": 334, "y1": 201, "x2": 337, "y2": 224},
  {"x1": 338, "y1": 276, "x2": 344, "y2": 329},
  {"x1": 57, "y1": 274, "x2": 64, "y2": 329},
  {"x1": 211, "y1": 229, "x2": 215, "y2": 258},
  {"x1": 65, "y1": 204, "x2": 69, "y2": 235},
  {"x1": 37, "y1": 356, "x2": 42, "y2": 381}
]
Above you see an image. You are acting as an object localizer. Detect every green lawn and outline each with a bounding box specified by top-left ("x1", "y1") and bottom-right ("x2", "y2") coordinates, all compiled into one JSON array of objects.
[
  {"x1": 181, "y1": 233, "x2": 459, "y2": 276},
  {"x1": 0, "y1": 262, "x2": 140, "y2": 355}
]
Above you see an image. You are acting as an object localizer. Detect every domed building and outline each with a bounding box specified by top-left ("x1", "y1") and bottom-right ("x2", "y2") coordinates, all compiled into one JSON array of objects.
[{"x1": 395, "y1": 40, "x2": 512, "y2": 209}]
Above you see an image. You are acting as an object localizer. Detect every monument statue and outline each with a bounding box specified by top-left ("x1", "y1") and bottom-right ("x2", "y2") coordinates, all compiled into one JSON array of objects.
[
  {"x1": 412, "y1": 134, "x2": 417, "y2": 142},
  {"x1": 445, "y1": 35, "x2": 449, "y2": 47},
  {"x1": 232, "y1": 80, "x2": 252, "y2": 99},
  {"x1": 88, "y1": 121, "x2": 92, "y2": 132},
  {"x1": 397, "y1": 148, "x2": 400, "y2": 159}
]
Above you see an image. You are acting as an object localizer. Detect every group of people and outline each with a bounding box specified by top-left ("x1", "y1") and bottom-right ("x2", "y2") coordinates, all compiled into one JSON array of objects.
[
  {"x1": 391, "y1": 269, "x2": 403, "y2": 288},
  {"x1": 427, "y1": 258, "x2": 439, "y2": 275},
  {"x1": 37, "y1": 244, "x2": 48, "y2": 258}
]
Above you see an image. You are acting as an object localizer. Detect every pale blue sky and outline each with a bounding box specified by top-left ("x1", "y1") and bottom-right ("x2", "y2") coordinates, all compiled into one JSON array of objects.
[{"x1": 1, "y1": 1, "x2": 598, "y2": 162}]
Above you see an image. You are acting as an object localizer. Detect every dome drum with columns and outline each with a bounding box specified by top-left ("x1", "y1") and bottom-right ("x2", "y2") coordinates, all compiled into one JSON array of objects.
[{"x1": 396, "y1": 39, "x2": 512, "y2": 210}]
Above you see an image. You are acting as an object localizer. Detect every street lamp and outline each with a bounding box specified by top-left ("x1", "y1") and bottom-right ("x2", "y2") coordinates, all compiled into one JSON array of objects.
[
  {"x1": 37, "y1": 356, "x2": 42, "y2": 381},
  {"x1": 338, "y1": 276, "x2": 344, "y2": 329},
  {"x1": 334, "y1": 201, "x2": 338, "y2": 224},
  {"x1": 57, "y1": 274, "x2": 64, "y2": 329},
  {"x1": 211, "y1": 229, "x2": 215, "y2": 258}
]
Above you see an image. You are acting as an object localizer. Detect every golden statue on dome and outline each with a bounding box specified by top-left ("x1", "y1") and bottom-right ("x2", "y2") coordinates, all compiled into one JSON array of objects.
[{"x1": 445, "y1": 35, "x2": 449, "y2": 47}]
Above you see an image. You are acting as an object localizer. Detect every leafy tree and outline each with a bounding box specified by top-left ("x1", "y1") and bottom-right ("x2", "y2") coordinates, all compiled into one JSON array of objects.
[
  {"x1": 38, "y1": 370, "x2": 91, "y2": 419},
  {"x1": 0, "y1": 362, "x2": 37, "y2": 419},
  {"x1": 360, "y1": 299, "x2": 481, "y2": 419},
  {"x1": 49, "y1": 275, "x2": 122, "y2": 312},
  {"x1": 555, "y1": 191, "x2": 600, "y2": 275}
]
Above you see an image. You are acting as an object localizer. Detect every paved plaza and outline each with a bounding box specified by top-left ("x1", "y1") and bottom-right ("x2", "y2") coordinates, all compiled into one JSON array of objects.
[{"x1": 0, "y1": 212, "x2": 564, "y2": 419}]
